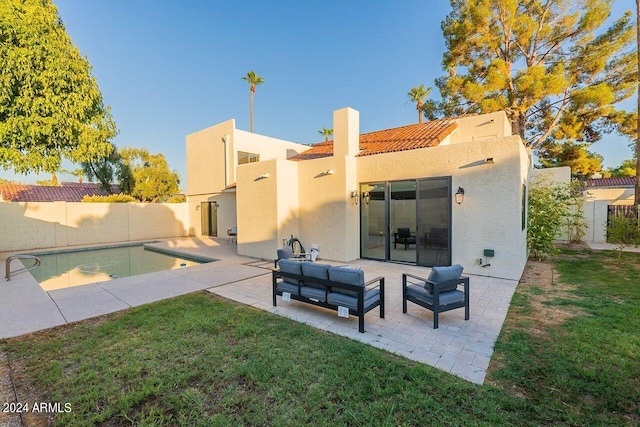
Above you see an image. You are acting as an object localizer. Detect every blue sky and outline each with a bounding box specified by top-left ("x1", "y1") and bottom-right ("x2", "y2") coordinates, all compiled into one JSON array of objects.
[{"x1": 3, "y1": 0, "x2": 636, "y2": 187}]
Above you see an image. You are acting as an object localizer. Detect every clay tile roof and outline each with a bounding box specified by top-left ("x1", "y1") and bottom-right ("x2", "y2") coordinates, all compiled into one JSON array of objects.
[
  {"x1": 585, "y1": 177, "x2": 636, "y2": 188},
  {"x1": 288, "y1": 118, "x2": 457, "y2": 161},
  {"x1": 0, "y1": 182, "x2": 118, "y2": 202}
]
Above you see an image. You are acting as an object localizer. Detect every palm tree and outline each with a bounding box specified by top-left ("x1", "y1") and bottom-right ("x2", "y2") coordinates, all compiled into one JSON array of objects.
[
  {"x1": 318, "y1": 126, "x2": 333, "y2": 142},
  {"x1": 407, "y1": 84, "x2": 431, "y2": 124},
  {"x1": 241, "y1": 70, "x2": 265, "y2": 133}
]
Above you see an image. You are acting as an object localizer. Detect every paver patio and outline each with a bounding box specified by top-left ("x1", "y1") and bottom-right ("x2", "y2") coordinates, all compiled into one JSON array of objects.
[{"x1": 1, "y1": 237, "x2": 518, "y2": 384}]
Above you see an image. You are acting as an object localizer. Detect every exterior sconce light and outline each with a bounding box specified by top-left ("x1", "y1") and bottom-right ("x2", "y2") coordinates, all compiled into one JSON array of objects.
[
  {"x1": 255, "y1": 173, "x2": 270, "y2": 181},
  {"x1": 214, "y1": 201, "x2": 219, "y2": 208},
  {"x1": 362, "y1": 191, "x2": 371, "y2": 205},
  {"x1": 350, "y1": 190, "x2": 359, "y2": 205},
  {"x1": 195, "y1": 204, "x2": 200, "y2": 211},
  {"x1": 455, "y1": 187, "x2": 465, "y2": 204}
]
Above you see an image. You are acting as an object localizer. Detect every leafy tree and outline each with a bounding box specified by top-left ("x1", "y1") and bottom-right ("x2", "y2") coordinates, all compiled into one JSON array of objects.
[
  {"x1": 537, "y1": 142, "x2": 603, "y2": 178},
  {"x1": 318, "y1": 126, "x2": 333, "y2": 142},
  {"x1": 429, "y1": 0, "x2": 636, "y2": 149},
  {"x1": 407, "y1": 84, "x2": 431, "y2": 123},
  {"x1": 241, "y1": 70, "x2": 264, "y2": 133},
  {"x1": 82, "y1": 145, "x2": 134, "y2": 194},
  {"x1": 120, "y1": 148, "x2": 180, "y2": 203},
  {"x1": 608, "y1": 158, "x2": 637, "y2": 177},
  {"x1": 0, "y1": 0, "x2": 117, "y2": 174},
  {"x1": 527, "y1": 179, "x2": 585, "y2": 259}
]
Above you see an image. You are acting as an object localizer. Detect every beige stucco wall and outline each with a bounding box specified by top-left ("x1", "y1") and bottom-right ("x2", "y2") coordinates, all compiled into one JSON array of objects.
[
  {"x1": 531, "y1": 166, "x2": 571, "y2": 184},
  {"x1": 236, "y1": 159, "x2": 300, "y2": 259},
  {"x1": 185, "y1": 120, "x2": 309, "y2": 237},
  {"x1": 585, "y1": 188, "x2": 634, "y2": 204},
  {"x1": 235, "y1": 107, "x2": 359, "y2": 263},
  {"x1": 358, "y1": 135, "x2": 530, "y2": 280},
  {"x1": 581, "y1": 188, "x2": 634, "y2": 243},
  {"x1": 0, "y1": 202, "x2": 189, "y2": 252},
  {"x1": 448, "y1": 111, "x2": 512, "y2": 145},
  {"x1": 233, "y1": 109, "x2": 530, "y2": 279},
  {"x1": 583, "y1": 200, "x2": 609, "y2": 243}
]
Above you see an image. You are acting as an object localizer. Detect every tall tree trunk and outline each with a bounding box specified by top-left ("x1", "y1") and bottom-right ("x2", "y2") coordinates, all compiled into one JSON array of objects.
[
  {"x1": 511, "y1": 111, "x2": 527, "y2": 143},
  {"x1": 635, "y1": 0, "x2": 640, "y2": 205},
  {"x1": 417, "y1": 101, "x2": 423, "y2": 124},
  {"x1": 249, "y1": 90, "x2": 254, "y2": 133}
]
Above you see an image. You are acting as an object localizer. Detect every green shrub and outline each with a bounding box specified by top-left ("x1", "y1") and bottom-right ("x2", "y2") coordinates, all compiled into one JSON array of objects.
[
  {"x1": 82, "y1": 194, "x2": 137, "y2": 203},
  {"x1": 606, "y1": 214, "x2": 640, "y2": 263},
  {"x1": 527, "y1": 179, "x2": 585, "y2": 260}
]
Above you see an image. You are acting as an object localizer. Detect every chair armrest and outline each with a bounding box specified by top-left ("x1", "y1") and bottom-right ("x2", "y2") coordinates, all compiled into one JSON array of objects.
[
  {"x1": 402, "y1": 272, "x2": 427, "y2": 286},
  {"x1": 364, "y1": 276, "x2": 384, "y2": 289}
]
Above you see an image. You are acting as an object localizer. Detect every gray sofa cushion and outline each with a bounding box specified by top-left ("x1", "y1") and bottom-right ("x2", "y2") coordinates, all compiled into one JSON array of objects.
[
  {"x1": 300, "y1": 286, "x2": 327, "y2": 302},
  {"x1": 327, "y1": 289, "x2": 380, "y2": 310},
  {"x1": 278, "y1": 259, "x2": 303, "y2": 285},
  {"x1": 277, "y1": 247, "x2": 294, "y2": 260},
  {"x1": 328, "y1": 266, "x2": 365, "y2": 297},
  {"x1": 277, "y1": 281, "x2": 299, "y2": 296},
  {"x1": 424, "y1": 264, "x2": 463, "y2": 293},
  {"x1": 407, "y1": 283, "x2": 464, "y2": 306},
  {"x1": 301, "y1": 262, "x2": 331, "y2": 289}
]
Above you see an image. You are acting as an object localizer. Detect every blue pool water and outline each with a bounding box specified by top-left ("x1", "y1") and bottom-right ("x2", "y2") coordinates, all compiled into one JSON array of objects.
[{"x1": 28, "y1": 244, "x2": 212, "y2": 290}]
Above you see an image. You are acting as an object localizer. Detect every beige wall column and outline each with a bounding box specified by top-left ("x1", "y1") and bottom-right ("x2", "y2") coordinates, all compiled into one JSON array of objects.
[
  {"x1": 296, "y1": 107, "x2": 360, "y2": 262},
  {"x1": 236, "y1": 159, "x2": 300, "y2": 259}
]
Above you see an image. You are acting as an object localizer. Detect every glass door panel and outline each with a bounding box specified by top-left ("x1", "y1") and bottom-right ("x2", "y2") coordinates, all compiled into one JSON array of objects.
[
  {"x1": 360, "y1": 182, "x2": 386, "y2": 260},
  {"x1": 390, "y1": 180, "x2": 417, "y2": 263},
  {"x1": 417, "y1": 177, "x2": 450, "y2": 266}
]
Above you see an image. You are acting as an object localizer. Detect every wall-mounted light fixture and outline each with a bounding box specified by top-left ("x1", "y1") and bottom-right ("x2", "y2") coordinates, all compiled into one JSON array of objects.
[
  {"x1": 350, "y1": 190, "x2": 359, "y2": 205},
  {"x1": 254, "y1": 173, "x2": 270, "y2": 181},
  {"x1": 485, "y1": 157, "x2": 494, "y2": 164},
  {"x1": 455, "y1": 187, "x2": 465, "y2": 204},
  {"x1": 214, "y1": 201, "x2": 220, "y2": 208},
  {"x1": 195, "y1": 204, "x2": 200, "y2": 211},
  {"x1": 362, "y1": 191, "x2": 371, "y2": 205}
]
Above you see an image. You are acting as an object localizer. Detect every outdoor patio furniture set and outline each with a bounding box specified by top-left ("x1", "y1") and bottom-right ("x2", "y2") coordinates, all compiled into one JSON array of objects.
[{"x1": 273, "y1": 251, "x2": 470, "y2": 333}]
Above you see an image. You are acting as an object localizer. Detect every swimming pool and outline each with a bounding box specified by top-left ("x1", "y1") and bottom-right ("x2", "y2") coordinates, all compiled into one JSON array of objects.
[{"x1": 28, "y1": 244, "x2": 214, "y2": 291}]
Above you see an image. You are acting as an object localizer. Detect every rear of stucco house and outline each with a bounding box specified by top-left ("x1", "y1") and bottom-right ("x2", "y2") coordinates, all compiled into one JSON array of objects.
[{"x1": 186, "y1": 108, "x2": 533, "y2": 281}]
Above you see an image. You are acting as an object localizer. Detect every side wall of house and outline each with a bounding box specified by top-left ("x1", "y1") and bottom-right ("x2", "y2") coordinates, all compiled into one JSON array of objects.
[
  {"x1": 0, "y1": 202, "x2": 189, "y2": 252},
  {"x1": 186, "y1": 122, "x2": 310, "y2": 237},
  {"x1": 236, "y1": 159, "x2": 300, "y2": 259},
  {"x1": 358, "y1": 135, "x2": 530, "y2": 280}
]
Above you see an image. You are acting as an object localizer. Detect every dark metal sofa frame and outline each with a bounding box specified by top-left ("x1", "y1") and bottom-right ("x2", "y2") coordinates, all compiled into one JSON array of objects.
[{"x1": 272, "y1": 269, "x2": 385, "y2": 333}]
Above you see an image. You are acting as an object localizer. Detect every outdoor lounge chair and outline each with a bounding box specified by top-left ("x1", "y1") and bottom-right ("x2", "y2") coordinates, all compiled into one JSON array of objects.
[
  {"x1": 402, "y1": 264, "x2": 469, "y2": 329},
  {"x1": 394, "y1": 227, "x2": 416, "y2": 250}
]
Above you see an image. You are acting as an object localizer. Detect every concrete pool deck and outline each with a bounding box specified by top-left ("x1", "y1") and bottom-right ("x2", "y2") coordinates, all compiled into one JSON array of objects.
[{"x1": 1, "y1": 237, "x2": 518, "y2": 385}]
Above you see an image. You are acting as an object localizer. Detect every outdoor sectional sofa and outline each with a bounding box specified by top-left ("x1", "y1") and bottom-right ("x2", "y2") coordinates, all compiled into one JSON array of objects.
[{"x1": 272, "y1": 259, "x2": 385, "y2": 333}]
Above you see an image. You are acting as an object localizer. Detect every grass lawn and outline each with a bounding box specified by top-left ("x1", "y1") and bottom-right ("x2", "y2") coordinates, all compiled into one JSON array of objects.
[{"x1": 1, "y1": 248, "x2": 639, "y2": 426}]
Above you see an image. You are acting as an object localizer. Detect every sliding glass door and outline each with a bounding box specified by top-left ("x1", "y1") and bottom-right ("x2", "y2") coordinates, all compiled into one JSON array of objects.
[
  {"x1": 417, "y1": 177, "x2": 451, "y2": 266},
  {"x1": 390, "y1": 181, "x2": 417, "y2": 263},
  {"x1": 360, "y1": 177, "x2": 451, "y2": 267},
  {"x1": 360, "y1": 182, "x2": 386, "y2": 260}
]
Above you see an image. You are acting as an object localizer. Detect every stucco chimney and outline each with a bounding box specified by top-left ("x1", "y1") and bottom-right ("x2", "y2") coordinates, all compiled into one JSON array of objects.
[{"x1": 333, "y1": 107, "x2": 359, "y2": 157}]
